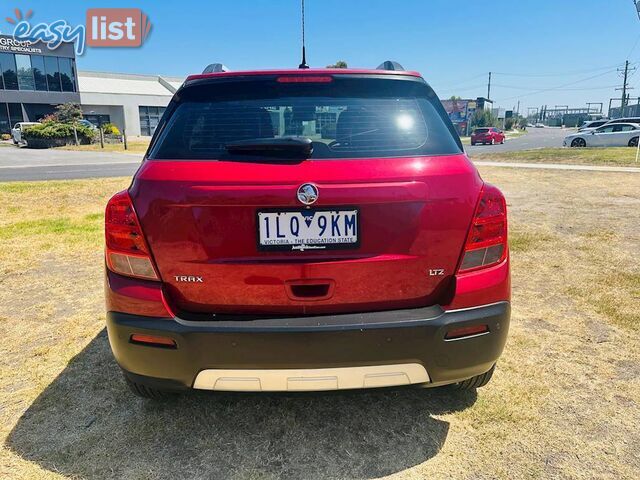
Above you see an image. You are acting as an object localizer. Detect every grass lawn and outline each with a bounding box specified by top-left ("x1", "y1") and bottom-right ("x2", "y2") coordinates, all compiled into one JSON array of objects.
[
  {"x1": 0, "y1": 169, "x2": 639, "y2": 478},
  {"x1": 55, "y1": 138, "x2": 151, "y2": 154},
  {"x1": 474, "y1": 146, "x2": 640, "y2": 167}
]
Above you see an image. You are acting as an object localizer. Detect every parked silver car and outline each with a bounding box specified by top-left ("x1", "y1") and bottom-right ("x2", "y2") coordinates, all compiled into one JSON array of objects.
[
  {"x1": 577, "y1": 119, "x2": 609, "y2": 132},
  {"x1": 564, "y1": 123, "x2": 640, "y2": 147},
  {"x1": 10, "y1": 122, "x2": 40, "y2": 145}
]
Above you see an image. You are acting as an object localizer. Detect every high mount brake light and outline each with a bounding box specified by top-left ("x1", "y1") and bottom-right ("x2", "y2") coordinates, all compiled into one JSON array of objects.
[
  {"x1": 276, "y1": 76, "x2": 333, "y2": 83},
  {"x1": 458, "y1": 184, "x2": 508, "y2": 273},
  {"x1": 105, "y1": 190, "x2": 159, "y2": 280}
]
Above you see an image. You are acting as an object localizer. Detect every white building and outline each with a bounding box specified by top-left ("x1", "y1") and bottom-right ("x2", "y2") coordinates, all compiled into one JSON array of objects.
[{"x1": 78, "y1": 71, "x2": 184, "y2": 136}]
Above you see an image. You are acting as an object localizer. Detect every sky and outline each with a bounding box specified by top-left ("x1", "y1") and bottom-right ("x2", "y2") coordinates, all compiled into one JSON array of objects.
[{"x1": 2, "y1": 0, "x2": 640, "y2": 114}]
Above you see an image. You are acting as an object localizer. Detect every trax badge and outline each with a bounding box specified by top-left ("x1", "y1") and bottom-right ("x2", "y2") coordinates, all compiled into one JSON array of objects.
[
  {"x1": 174, "y1": 275, "x2": 203, "y2": 283},
  {"x1": 297, "y1": 183, "x2": 319, "y2": 206}
]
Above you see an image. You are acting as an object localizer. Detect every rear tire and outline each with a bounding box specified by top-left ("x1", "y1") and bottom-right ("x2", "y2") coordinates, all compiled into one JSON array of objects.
[
  {"x1": 451, "y1": 364, "x2": 495, "y2": 390},
  {"x1": 571, "y1": 138, "x2": 586, "y2": 148},
  {"x1": 629, "y1": 137, "x2": 639, "y2": 147},
  {"x1": 125, "y1": 375, "x2": 175, "y2": 400},
  {"x1": 471, "y1": 141, "x2": 476, "y2": 146}
]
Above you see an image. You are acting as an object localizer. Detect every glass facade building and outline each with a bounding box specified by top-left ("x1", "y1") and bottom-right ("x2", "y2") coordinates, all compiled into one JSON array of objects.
[{"x1": 0, "y1": 35, "x2": 80, "y2": 133}]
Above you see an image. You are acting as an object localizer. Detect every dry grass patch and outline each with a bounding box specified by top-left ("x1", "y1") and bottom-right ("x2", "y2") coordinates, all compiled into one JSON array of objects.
[
  {"x1": 568, "y1": 272, "x2": 640, "y2": 331},
  {"x1": 0, "y1": 170, "x2": 639, "y2": 479},
  {"x1": 509, "y1": 227, "x2": 555, "y2": 253}
]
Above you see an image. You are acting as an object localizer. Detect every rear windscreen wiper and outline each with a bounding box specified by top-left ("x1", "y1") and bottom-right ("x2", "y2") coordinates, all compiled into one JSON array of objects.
[{"x1": 224, "y1": 137, "x2": 313, "y2": 158}]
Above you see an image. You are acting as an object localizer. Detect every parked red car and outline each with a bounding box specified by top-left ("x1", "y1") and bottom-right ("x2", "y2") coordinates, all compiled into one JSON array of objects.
[
  {"x1": 105, "y1": 66, "x2": 510, "y2": 398},
  {"x1": 471, "y1": 127, "x2": 505, "y2": 145}
]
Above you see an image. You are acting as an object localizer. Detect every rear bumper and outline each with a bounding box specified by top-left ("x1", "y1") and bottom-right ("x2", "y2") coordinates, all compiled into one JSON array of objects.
[{"x1": 107, "y1": 301, "x2": 510, "y2": 392}]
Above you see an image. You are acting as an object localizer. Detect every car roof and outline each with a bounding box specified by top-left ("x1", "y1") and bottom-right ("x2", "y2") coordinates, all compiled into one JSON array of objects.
[
  {"x1": 596, "y1": 122, "x2": 639, "y2": 127},
  {"x1": 607, "y1": 117, "x2": 640, "y2": 122},
  {"x1": 185, "y1": 68, "x2": 423, "y2": 83}
]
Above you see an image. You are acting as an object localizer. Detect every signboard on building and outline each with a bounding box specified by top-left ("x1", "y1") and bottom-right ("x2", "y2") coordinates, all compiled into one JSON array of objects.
[
  {"x1": 0, "y1": 34, "x2": 75, "y2": 58},
  {"x1": 441, "y1": 99, "x2": 477, "y2": 135}
]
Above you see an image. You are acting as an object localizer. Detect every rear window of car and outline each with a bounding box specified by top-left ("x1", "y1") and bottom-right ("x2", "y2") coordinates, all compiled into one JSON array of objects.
[
  {"x1": 148, "y1": 75, "x2": 462, "y2": 160},
  {"x1": 474, "y1": 128, "x2": 490, "y2": 134}
]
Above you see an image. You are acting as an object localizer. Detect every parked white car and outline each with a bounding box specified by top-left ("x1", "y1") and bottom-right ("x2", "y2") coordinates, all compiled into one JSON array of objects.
[
  {"x1": 577, "y1": 119, "x2": 609, "y2": 132},
  {"x1": 564, "y1": 122, "x2": 640, "y2": 147},
  {"x1": 11, "y1": 122, "x2": 40, "y2": 145}
]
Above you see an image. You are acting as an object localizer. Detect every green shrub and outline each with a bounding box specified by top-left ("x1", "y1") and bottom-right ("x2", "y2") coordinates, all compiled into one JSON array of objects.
[
  {"x1": 23, "y1": 121, "x2": 96, "y2": 144},
  {"x1": 101, "y1": 123, "x2": 121, "y2": 135},
  {"x1": 1, "y1": 133, "x2": 11, "y2": 141}
]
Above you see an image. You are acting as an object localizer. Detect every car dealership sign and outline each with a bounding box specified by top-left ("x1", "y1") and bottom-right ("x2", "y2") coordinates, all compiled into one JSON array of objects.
[{"x1": 0, "y1": 35, "x2": 43, "y2": 54}]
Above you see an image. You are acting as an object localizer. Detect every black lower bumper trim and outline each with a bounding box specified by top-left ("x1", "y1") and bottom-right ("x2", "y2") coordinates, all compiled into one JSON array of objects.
[{"x1": 107, "y1": 302, "x2": 510, "y2": 390}]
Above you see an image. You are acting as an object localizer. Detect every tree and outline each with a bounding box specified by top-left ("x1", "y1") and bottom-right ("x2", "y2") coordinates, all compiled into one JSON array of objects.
[
  {"x1": 326, "y1": 60, "x2": 348, "y2": 68},
  {"x1": 504, "y1": 118, "x2": 516, "y2": 130},
  {"x1": 53, "y1": 103, "x2": 83, "y2": 124},
  {"x1": 449, "y1": 95, "x2": 462, "y2": 101},
  {"x1": 470, "y1": 108, "x2": 498, "y2": 129}
]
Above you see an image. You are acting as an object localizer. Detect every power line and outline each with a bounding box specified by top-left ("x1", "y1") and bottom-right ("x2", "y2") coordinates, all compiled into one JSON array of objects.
[
  {"x1": 439, "y1": 73, "x2": 488, "y2": 89},
  {"x1": 628, "y1": 32, "x2": 640, "y2": 59},
  {"x1": 439, "y1": 84, "x2": 486, "y2": 93},
  {"x1": 491, "y1": 63, "x2": 626, "y2": 78},
  {"x1": 493, "y1": 69, "x2": 619, "y2": 102},
  {"x1": 492, "y1": 83, "x2": 620, "y2": 91}
]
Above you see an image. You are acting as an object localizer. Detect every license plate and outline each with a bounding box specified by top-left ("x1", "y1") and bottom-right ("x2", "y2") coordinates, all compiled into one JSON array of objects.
[{"x1": 257, "y1": 209, "x2": 359, "y2": 251}]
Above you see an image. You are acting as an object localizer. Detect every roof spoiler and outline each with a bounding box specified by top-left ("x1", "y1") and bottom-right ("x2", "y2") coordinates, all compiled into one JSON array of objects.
[
  {"x1": 202, "y1": 63, "x2": 230, "y2": 74},
  {"x1": 376, "y1": 60, "x2": 405, "y2": 71}
]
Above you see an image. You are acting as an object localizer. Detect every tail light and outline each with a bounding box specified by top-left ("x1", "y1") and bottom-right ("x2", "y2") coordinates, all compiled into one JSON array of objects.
[
  {"x1": 105, "y1": 190, "x2": 159, "y2": 280},
  {"x1": 458, "y1": 184, "x2": 507, "y2": 273}
]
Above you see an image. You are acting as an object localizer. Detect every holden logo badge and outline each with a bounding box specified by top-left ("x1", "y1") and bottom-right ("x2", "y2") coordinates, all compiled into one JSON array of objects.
[{"x1": 297, "y1": 183, "x2": 319, "y2": 205}]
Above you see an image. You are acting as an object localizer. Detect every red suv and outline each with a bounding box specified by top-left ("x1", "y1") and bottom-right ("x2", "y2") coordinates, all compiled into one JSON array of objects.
[
  {"x1": 105, "y1": 67, "x2": 510, "y2": 398},
  {"x1": 471, "y1": 127, "x2": 505, "y2": 146}
]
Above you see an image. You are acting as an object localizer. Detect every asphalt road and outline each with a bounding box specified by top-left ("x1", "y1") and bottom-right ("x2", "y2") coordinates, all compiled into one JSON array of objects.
[
  {"x1": 0, "y1": 146, "x2": 141, "y2": 181},
  {"x1": 465, "y1": 126, "x2": 569, "y2": 154},
  {"x1": 0, "y1": 128, "x2": 570, "y2": 182}
]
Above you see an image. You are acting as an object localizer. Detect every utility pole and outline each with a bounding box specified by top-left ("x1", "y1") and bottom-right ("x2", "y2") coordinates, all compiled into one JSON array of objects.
[
  {"x1": 586, "y1": 102, "x2": 603, "y2": 114},
  {"x1": 487, "y1": 72, "x2": 492, "y2": 100},
  {"x1": 616, "y1": 60, "x2": 635, "y2": 117}
]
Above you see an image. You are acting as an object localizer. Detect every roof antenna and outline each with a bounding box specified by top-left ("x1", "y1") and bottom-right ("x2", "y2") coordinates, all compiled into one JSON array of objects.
[{"x1": 298, "y1": 0, "x2": 309, "y2": 69}]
